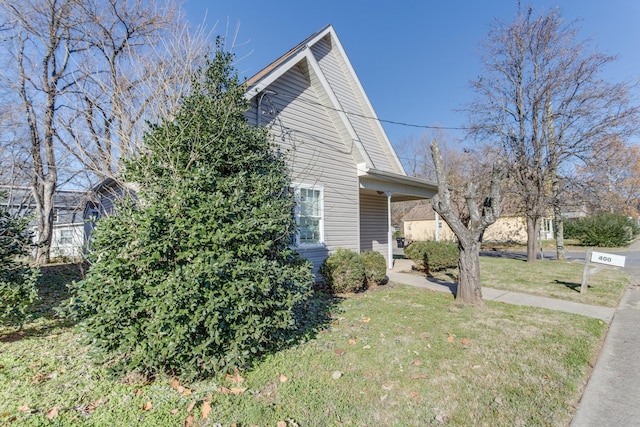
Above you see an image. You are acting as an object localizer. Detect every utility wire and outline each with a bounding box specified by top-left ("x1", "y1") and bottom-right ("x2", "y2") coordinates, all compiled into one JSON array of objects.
[{"x1": 267, "y1": 89, "x2": 475, "y2": 131}]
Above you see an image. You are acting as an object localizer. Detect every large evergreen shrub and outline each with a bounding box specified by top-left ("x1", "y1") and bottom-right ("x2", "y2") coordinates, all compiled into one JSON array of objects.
[
  {"x1": 0, "y1": 195, "x2": 40, "y2": 327},
  {"x1": 564, "y1": 213, "x2": 639, "y2": 247},
  {"x1": 71, "y1": 47, "x2": 314, "y2": 380},
  {"x1": 405, "y1": 240, "x2": 459, "y2": 273}
]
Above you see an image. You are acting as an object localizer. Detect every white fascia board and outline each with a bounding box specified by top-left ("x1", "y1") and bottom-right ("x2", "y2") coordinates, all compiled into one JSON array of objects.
[{"x1": 243, "y1": 47, "x2": 310, "y2": 101}]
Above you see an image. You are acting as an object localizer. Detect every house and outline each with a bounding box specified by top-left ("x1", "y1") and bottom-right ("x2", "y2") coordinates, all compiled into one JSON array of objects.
[
  {"x1": 84, "y1": 25, "x2": 438, "y2": 272},
  {"x1": 83, "y1": 178, "x2": 139, "y2": 244},
  {"x1": 243, "y1": 24, "x2": 437, "y2": 270},
  {"x1": 402, "y1": 204, "x2": 554, "y2": 244},
  {"x1": 0, "y1": 185, "x2": 87, "y2": 259}
]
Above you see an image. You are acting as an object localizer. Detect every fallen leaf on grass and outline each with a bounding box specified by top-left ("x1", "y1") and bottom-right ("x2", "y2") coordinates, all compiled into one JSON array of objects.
[
  {"x1": 361, "y1": 317, "x2": 371, "y2": 323},
  {"x1": 348, "y1": 338, "x2": 357, "y2": 345},
  {"x1": 201, "y1": 401, "x2": 211, "y2": 419},
  {"x1": 446, "y1": 332, "x2": 455, "y2": 343},
  {"x1": 226, "y1": 371, "x2": 245, "y2": 385},
  {"x1": 134, "y1": 389, "x2": 144, "y2": 396},
  {"x1": 86, "y1": 398, "x2": 106, "y2": 412},
  {"x1": 460, "y1": 338, "x2": 471, "y2": 345},
  {"x1": 170, "y1": 408, "x2": 180, "y2": 415},
  {"x1": 216, "y1": 386, "x2": 246, "y2": 395},
  {"x1": 186, "y1": 401, "x2": 196, "y2": 413},
  {"x1": 332, "y1": 371, "x2": 343, "y2": 379},
  {"x1": 411, "y1": 359, "x2": 422, "y2": 366},
  {"x1": 410, "y1": 391, "x2": 420, "y2": 399},
  {"x1": 18, "y1": 404, "x2": 30, "y2": 413},
  {"x1": 279, "y1": 374, "x2": 288, "y2": 383},
  {"x1": 410, "y1": 374, "x2": 429, "y2": 380},
  {"x1": 45, "y1": 407, "x2": 59, "y2": 420},
  {"x1": 277, "y1": 421, "x2": 287, "y2": 427},
  {"x1": 184, "y1": 414, "x2": 195, "y2": 427},
  {"x1": 31, "y1": 372, "x2": 48, "y2": 384},
  {"x1": 141, "y1": 401, "x2": 153, "y2": 411},
  {"x1": 334, "y1": 348, "x2": 345, "y2": 356}
]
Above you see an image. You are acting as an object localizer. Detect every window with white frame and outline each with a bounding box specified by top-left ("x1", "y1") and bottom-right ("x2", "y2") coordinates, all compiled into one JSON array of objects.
[
  {"x1": 293, "y1": 185, "x2": 323, "y2": 245},
  {"x1": 59, "y1": 228, "x2": 73, "y2": 246}
]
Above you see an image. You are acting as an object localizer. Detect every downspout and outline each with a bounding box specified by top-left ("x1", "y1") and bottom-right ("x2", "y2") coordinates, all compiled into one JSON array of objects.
[
  {"x1": 387, "y1": 192, "x2": 393, "y2": 269},
  {"x1": 435, "y1": 211, "x2": 440, "y2": 242}
]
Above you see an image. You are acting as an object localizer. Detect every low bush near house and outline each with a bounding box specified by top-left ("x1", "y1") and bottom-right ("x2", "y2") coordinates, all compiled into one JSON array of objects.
[
  {"x1": 564, "y1": 213, "x2": 640, "y2": 247},
  {"x1": 360, "y1": 250, "x2": 387, "y2": 286},
  {"x1": 405, "y1": 240, "x2": 459, "y2": 273},
  {"x1": 320, "y1": 248, "x2": 366, "y2": 293}
]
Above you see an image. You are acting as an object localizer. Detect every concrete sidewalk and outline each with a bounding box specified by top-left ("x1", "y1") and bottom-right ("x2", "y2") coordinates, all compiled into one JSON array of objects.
[
  {"x1": 388, "y1": 259, "x2": 615, "y2": 321},
  {"x1": 389, "y1": 258, "x2": 640, "y2": 426}
]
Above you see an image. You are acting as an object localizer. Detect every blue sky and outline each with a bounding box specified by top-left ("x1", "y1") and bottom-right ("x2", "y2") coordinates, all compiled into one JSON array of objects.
[{"x1": 183, "y1": 0, "x2": 640, "y2": 147}]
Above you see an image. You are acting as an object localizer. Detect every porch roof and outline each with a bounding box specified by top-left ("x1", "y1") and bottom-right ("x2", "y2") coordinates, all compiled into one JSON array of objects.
[{"x1": 358, "y1": 166, "x2": 438, "y2": 202}]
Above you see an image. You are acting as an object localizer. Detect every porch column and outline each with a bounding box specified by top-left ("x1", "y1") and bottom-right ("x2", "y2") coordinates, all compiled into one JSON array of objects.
[{"x1": 387, "y1": 192, "x2": 393, "y2": 269}]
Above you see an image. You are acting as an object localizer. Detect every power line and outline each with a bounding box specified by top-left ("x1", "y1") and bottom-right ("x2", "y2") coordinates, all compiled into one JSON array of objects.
[{"x1": 270, "y1": 89, "x2": 473, "y2": 132}]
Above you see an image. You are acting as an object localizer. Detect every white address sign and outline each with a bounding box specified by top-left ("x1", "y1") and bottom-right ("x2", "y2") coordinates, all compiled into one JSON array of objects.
[{"x1": 590, "y1": 251, "x2": 626, "y2": 268}]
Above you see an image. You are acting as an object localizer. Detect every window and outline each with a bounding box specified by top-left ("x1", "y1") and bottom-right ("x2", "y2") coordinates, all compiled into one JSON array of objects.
[
  {"x1": 293, "y1": 185, "x2": 323, "y2": 245},
  {"x1": 59, "y1": 228, "x2": 73, "y2": 246}
]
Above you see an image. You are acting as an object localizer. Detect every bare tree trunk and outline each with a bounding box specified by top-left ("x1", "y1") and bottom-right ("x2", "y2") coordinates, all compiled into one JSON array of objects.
[
  {"x1": 430, "y1": 139, "x2": 502, "y2": 305},
  {"x1": 526, "y1": 216, "x2": 539, "y2": 262},
  {"x1": 457, "y1": 241, "x2": 483, "y2": 305},
  {"x1": 33, "y1": 181, "x2": 55, "y2": 264},
  {"x1": 553, "y1": 193, "x2": 565, "y2": 261}
]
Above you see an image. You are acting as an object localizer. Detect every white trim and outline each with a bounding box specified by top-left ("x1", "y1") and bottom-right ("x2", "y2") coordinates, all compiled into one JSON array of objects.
[{"x1": 292, "y1": 183, "x2": 325, "y2": 247}]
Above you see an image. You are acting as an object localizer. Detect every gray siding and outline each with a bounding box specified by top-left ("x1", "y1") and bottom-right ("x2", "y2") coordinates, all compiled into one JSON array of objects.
[
  {"x1": 359, "y1": 193, "x2": 389, "y2": 264},
  {"x1": 247, "y1": 63, "x2": 360, "y2": 273},
  {"x1": 310, "y1": 37, "x2": 402, "y2": 174}
]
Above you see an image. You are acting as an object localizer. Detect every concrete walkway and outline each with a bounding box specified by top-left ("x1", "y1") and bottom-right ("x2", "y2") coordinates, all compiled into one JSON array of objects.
[
  {"x1": 389, "y1": 257, "x2": 640, "y2": 425},
  {"x1": 388, "y1": 259, "x2": 615, "y2": 321}
]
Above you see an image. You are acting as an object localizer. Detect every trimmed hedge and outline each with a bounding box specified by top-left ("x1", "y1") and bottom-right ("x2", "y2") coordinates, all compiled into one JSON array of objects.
[
  {"x1": 404, "y1": 240, "x2": 459, "y2": 273},
  {"x1": 564, "y1": 213, "x2": 640, "y2": 247},
  {"x1": 320, "y1": 248, "x2": 366, "y2": 293},
  {"x1": 360, "y1": 250, "x2": 387, "y2": 286}
]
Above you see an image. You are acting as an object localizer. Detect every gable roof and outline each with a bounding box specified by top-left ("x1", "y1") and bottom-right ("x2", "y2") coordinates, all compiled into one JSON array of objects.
[
  {"x1": 245, "y1": 24, "x2": 404, "y2": 175},
  {"x1": 245, "y1": 25, "x2": 437, "y2": 201}
]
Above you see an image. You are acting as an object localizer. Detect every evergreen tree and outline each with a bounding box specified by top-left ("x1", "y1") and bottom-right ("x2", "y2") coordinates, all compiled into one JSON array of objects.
[
  {"x1": 72, "y1": 47, "x2": 314, "y2": 379},
  {"x1": 0, "y1": 193, "x2": 40, "y2": 327}
]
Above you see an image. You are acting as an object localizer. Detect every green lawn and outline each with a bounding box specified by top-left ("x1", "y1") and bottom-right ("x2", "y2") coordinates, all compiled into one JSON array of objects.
[
  {"x1": 0, "y1": 265, "x2": 608, "y2": 426},
  {"x1": 479, "y1": 256, "x2": 628, "y2": 307}
]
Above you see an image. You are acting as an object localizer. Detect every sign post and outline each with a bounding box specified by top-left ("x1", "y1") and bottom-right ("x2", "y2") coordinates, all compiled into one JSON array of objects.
[{"x1": 580, "y1": 250, "x2": 626, "y2": 294}]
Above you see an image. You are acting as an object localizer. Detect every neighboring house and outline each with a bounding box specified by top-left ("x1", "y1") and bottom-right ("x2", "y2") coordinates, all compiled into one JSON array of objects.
[
  {"x1": 244, "y1": 24, "x2": 437, "y2": 270},
  {"x1": 84, "y1": 25, "x2": 438, "y2": 271},
  {"x1": 83, "y1": 178, "x2": 139, "y2": 244},
  {"x1": 0, "y1": 185, "x2": 87, "y2": 259},
  {"x1": 402, "y1": 204, "x2": 554, "y2": 244}
]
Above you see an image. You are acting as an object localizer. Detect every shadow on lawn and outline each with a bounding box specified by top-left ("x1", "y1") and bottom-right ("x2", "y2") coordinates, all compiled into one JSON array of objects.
[
  {"x1": 555, "y1": 279, "x2": 585, "y2": 293},
  {"x1": 0, "y1": 263, "x2": 83, "y2": 343}
]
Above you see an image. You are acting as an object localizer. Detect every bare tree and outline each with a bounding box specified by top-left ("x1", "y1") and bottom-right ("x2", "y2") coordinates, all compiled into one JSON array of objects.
[
  {"x1": 57, "y1": 0, "x2": 214, "y2": 181},
  {"x1": 572, "y1": 137, "x2": 640, "y2": 217},
  {"x1": 0, "y1": 0, "x2": 214, "y2": 264},
  {"x1": 0, "y1": 0, "x2": 90, "y2": 264},
  {"x1": 430, "y1": 139, "x2": 503, "y2": 305},
  {"x1": 468, "y1": 6, "x2": 639, "y2": 262}
]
